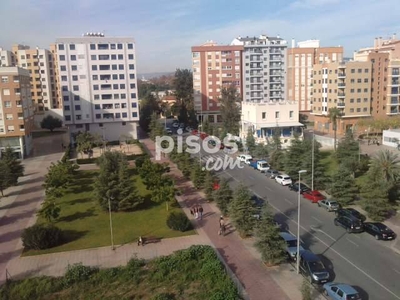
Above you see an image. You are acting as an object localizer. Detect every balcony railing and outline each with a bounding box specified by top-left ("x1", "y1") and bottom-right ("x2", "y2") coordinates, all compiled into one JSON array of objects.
[
  {"x1": 338, "y1": 83, "x2": 346, "y2": 87},
  {"x1": 338, "y1": 93, "x2": 345, "y2": 97},
  {"x1": 338, "y1": 73, "x2": 345, "y2": 77},
  {"x1": 337, "y1": 102, "x2": 345, "y2": 107}
]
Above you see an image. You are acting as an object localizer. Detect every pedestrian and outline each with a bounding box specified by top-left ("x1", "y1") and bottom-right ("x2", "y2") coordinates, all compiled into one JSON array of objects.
[
  {"x1": 194, "y1": 206, "x2": 198, "y2": 219},
  {"x1": 219, "y1": 216, "x2": 225, "y2": 236},
  {"x1": 199, "y1": 206, "x2": 204, "y2": 220},
  {"x1": 137, "y1": 236, "x2": 143, "y2": 246},
  {"x1": 190, "y1": 208, "x2": 194, "y2": 216}
]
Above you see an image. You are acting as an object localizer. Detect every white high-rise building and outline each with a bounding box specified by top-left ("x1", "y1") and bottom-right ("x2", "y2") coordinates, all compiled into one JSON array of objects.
[{"x1": 55, "y1": 33, "x2": 139, "y2": 141}]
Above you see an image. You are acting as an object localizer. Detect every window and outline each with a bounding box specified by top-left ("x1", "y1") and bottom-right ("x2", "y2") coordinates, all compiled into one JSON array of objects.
[
  {"x1": 129, "y1": 74, "x2": 135, "y2": 79},
  {"x1": 90, "y1": 44, "x2": 96, "y2": 50},
  {"x1": 122, "y1": 112, "x2": 127, "y2": 118},
  {"x1": 113, "y1": 84, "x2": 119, "y2": 89},
  {"x1": 62, "y1": 86, "x2": 68, "y2": 91},
  {"x1": 60, "y1": 65, "x2": 66, "y2": 71},
  {"x1": 350, "y1": 98, "x2": 354, "y2": 103},
  {"x1": 289, "y1": 111, "x2": 294, "y2": 119},
  {"x1": 130, "y1": 93, "x2": 137, "y2": 98},
  {"x1": 73, "y1": 85, "x2": 79, "y2": 91},
  {"x1": 93, "y1": 75, "x2": 98, "y2": 80},
  {"x1": 61, "y1": 76, "x2": 67, "y2": 81},
  {"x1": 91, "y1": 55, "x2": 97, "y2": 60},
  {"x1": 115, "y1": 113, "x2": 121, "y2": 118},
  {"x1": 114, "y1": 94, "x2": 119, "y2": 99},
  {"x1": 364, "y1": 78, "x2": 368, "y2": 83},
  {"x1": 119, "y1": 74, "x2": 125, "y2": 80},
  {"x1": 75, "y1": 105, "x2": 81, "y2": 110},
  {"x1": 119, "y1": 64, "x2": 124, "y2": 70},
  {"x1": 95, "y1": 104, "x2": 100, "y2": 109},
  {"x1": 129, "y1": 64, "x2": 135, "y2": 70},
  {"x1": 112, "y1": 74, "x2": 118, "y2": 80},
  {"x1": 64, "y1": 105, "x2": 70, "y2": 111},
  {"x1": 99, "y1": 55, "x2": 110, "y2": 60},
  {"x1": 72, "y1": 75, "x2": 78, "y2": 81},
  {"x1": 117, "y1": 44, "x2": 123, "y2": 49},
  {"x1": 71, "y1": 65, "x2": 77, "y2": 71},
  {"x1": 120, "y1": 84, "x2": 125, "y2": 89},
  {"x1": 7, "y1": 125, "x2": 15, "y2": 132},
  {"x1": 63, "y1": 96, "x2": 69, "y2": 101},
  {"x1": 132, "y1": 112, "x2": 138, "y2": 118},
  {"x1": 112, "y1": 65, "x2": 117, "y2": 70},
  {"x1": 92, "y1": 65, "x2": 97, "y2": 71},
  {"x1": 275, "y1": 111, "x2": 279, "y2": 119},
  {"x1": 110, "y1": 44, "x2": 116, "y2": 49},
  {"x1": 128, "y1": 54, "x2": 134, "y2": 60},
  {"x1": 121, "y1": 103, "x2": 127, "y2": 108},
  {"x1": 363, "y1": 107, "x2": 368, "y2": 112},
  {"x1": 132, "y1": 102, "x2": 137, "y2": 108},
  {"x1": 94, "y1": 95, "x2": 100, "y2": 100},
  {"x1": 4, "y1": 101, "x2": 11, "y2": 108},
  {"x1": 350, "y1": 108, "x2": 354, "y2": 113},
  {"x1": 262, "y1": 112, "x2": 266, "y2": 119},
  {"x1": 357, "y1": 88, "x2": 361, "y2": 93},
  {"x1": 76, "y1": 115, "x2": 82, "y2": 120},
  {"x1": 357, "y1": 108, "x2": 361, "y2": 112},
  {"x1": 71, "y1": 55, "x2": 76, "y2": 61},
  {"x1": 357, "y1": 79, "x2": 362, "y2": 83},
  {"x1": 130, "y1": 83, "x2": 136, "y2": 89},
  {"x1": 94, "y1": 85, "x2": 99, "y2": 90},
  {"x1": 74, "y1": 95, "x2": 80, "y2": 101},
  {"x1": 364, "y1": 98, "x2": 368, "y2": 102},
  {"x1": 58, "y1": 44, "x2": 64, "y2": 50},
  {"x1": 65, "y1": 115, "x2": 71, "y2": 121},
  {"x1": 128, "y1": 43, "x2": 133, "y2": 49},
  {"x1": 357, "y1": 98, "x2": 361, "y2": 103},
  {"x1": 118, "y1": 54, "x2": 123, "y2": 60},
  {"x1": 351, "y1": 69, "x2": 355, "y2": 73},
  {"x1": 1, "y1": 76, "x2": 8, "y2": 83},
  {"x1": 95, "y1": 114, "x2": 101, "y2": 119},
  {"x1": 6, "y1": 114, "x2": 13, "y2": 120},
  {"x1": 364, "y1": 88, "x2": 368, "y2": 92},
  {"x1": 121, "y1": 93, "x2": 126, "y2": 99},
  {"x1": 350, "y1": 89, "x2": 354, "y2": 93},
  {"x1": 98, "y1": 44, "x2": 109, "y2": 50},
  {"x1": 59, "y1": 55, "x2": 65, "y2": 61},
  {"x1": 111, "y1": 54, "x2": 117, "y2": 60}
]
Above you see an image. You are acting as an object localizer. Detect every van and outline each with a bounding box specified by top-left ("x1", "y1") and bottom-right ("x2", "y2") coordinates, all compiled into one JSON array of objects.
[
  {"x1": 334, "y1": 215, "x2": 364, "y2": 233},
  {"x1": 279, "y1": 232, "x2": 304, "y2": 261},
  {"x1": 299, "y1": 250, "x2": 330, "y2": 284}
]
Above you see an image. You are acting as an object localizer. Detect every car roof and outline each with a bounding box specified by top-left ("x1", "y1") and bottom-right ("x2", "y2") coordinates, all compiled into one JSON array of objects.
[
  {"x1": 370, "y1": 222, "x2": 388, "y2": 229},
  {"x1": 279, "y1": 232, "x2": 297, "y2": 241},
  {"x1": 280, "y1": 174, "x2": 289, "y2": 177},
  {"x1": 330, "y1": 283, "x2": 359, "y2": 294},
  {"x1": 300, "y1": 250, "x2": 320, "y2": 262}
]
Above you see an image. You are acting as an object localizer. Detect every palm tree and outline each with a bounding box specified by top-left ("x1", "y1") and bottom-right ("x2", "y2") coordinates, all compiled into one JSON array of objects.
[
  {"x1": 328, "y1": 107, "x2": 342, "y2": 151},
  {"x1": 370, "y1": 150, "x2": 400, "y2": 183}
]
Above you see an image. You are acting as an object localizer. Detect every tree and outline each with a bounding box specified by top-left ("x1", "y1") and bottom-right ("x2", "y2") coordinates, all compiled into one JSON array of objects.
[
  {"x1": 284, "y1": 138, "x2": 305, "y2": 178},
  {"x1": 301, "y1": 139, "x2": 328, "y2": 190},
  {"x1": 149, "y1": 112, "x2": 166, "y2": 141},
  {"x1": 328, "y1": 107, "x2": 342, "y2": 151},
  {"x1": 219, "y1": 85, "x2": 241, "y2": 135},
  {"x1": 329, "y1": 167, "x2": 358, "y2": 206},
  {"x1": 173, "y1": 69, "x2": 195, "y2": 126},
  {"x1": 94, "y1": 152, "x2": 142, "y2": 211},
  {"x1": 0, "y1": 160, "x2": 12, "y2": 197},
  {"x1": 76, "y1": 132, "x2": 95, "y2": 158},
  {"x1": 202, "y1": 118, "x2": 211, "y2": 135},
  {"x1": 139, "y1": 93, "x2": 160, "y2": 132},
  {"x1": 138, "y1": 158, "x2": 169, "y2": 190},
  {"x1": 301, "y1": 277, "x2": 312, "y2": 300},
  {"x1": 254, "y1": 203, "x2": 287, "y2": 266},
  {"x1": 38, "y1": 201, "x2": 61, "y2": 223},
  {"x1": 269, "y1": 128, "x2": 285, "y2": 170},
  {"x1": 151, "y1": 177, "x2": 176, "y2": 211},
  {"x1": 228, "y1": 185, "x2": 257, "y2": 237},
  {"x1": 191, "y1": 163, "x2": 205, "y2": 189},
  {"x1": 213, "y1": 179, "x2": 233, "y2": 215},
  {"x1": 245, "y1": 128, "x2": 256, "y2": 155},
  {"x1": 43, "y1": 161, "x2": 76, "y2": 197},
  {"x1": 40, "y1": 115, "x2": 62, "y2": 132},
  {"x1": 336, "y1": 131, "x2": 360, "y2": 176},
  {"x1": 1, "y1": 147, "x2": 24, "y2": 186},
  {"x1": 204, "y1": 171, "x2": 215, "y2": 202},
  {"x1": 253, "y1": 144, "x2": 269, "y2": 159},
  {"x1": 369, "y1": 150, "x2": 400, "y2": 184}
]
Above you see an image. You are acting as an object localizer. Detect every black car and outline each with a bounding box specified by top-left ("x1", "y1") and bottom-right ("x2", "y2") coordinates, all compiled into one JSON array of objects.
[
  {"x1": 265, "y1": 169, "x2": 279, "y2": 179},
  {"x1": 334, "y1": 215, "x2": 364, "y2": 233},
  {"x1": 299, "y1": 250, "x2": 330, "y2": 284},
  {"x1": 364, "y1": 222, "x2": 396, "y2": 240},
  {"x1": 335, "y1": 208, "x2": 366, "y2": 222},
  {"x1": 288, "y1": 182, "x2": 311, "y2": 194}
]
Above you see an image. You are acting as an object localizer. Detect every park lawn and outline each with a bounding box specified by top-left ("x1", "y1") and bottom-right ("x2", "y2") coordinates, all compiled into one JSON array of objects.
[
  {"x1": 23, "y1": 170, "x2": 195, "y2": 256},
  {"x1": 320, "y1": 150, "x2": 338, "y2": 177}
]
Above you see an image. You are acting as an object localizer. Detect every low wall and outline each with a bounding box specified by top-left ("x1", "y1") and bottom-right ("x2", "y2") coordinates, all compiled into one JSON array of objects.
[{"x1": 314, "y1": 134, "x2": 335, "y2": 149}]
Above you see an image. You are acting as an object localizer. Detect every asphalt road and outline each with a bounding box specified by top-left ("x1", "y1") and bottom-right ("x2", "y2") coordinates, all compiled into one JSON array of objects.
[{"x1": 193, "y1": 143, "x2": 400, "y2": 300}]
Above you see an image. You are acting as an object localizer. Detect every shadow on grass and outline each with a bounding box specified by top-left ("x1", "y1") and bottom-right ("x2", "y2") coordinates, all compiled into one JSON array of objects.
[
  {"x1": 68, "y1": 197, "x2": 93, "y2": 206},
  {"x1": 58, "y1": 208, "x2": 97, "y2": 222},
  {"x1": 61, "y1": 229, "x2": 89, "y2": 245},
  {"x1": 135, "y1": 194, "x2": 159, "y2": 211},
  {"x1": 70, "y1": 180, "x2": 94, "y2": 194}
]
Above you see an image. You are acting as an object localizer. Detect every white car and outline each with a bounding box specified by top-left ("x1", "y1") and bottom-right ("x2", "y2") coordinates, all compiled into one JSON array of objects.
[
  {"x1": 275, "y1": 174, "x2": 292, "y2": 186},
  {"x1": 238, "y1": 154, "x2": 252, "y2": 162},
  {"x1": 172, "y1": 123, "x2": 179, "y2": 128},
  {"x1": 245, "y1": 159, "x2": 253, "y2": 165}
]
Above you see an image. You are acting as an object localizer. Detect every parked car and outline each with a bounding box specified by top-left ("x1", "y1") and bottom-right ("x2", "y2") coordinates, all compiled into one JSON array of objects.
[
  {"x1": 288, "y1": 182, "x2": 310, "y2": 193},
  {"x1": 299, "y1": 250, "x2": 330, "y2": 284},
  {"x1": 303, "y1": 190, "x2": 326, "y2": 203},
  {"x1": 334, "y1": 215, "x2": 364, "y2": 233},
  {"x1": 172, "y1": 122, "x2": 179, "y2": 128},
  {"x1": 245, "y1": 159, "x2": 253, "y2": 165},
  {"x1": 238, "y1": 154, "x2": 252, "y2": 162},
  {"x1": 279, "y1": 232, "x2": 304, "y2": 261},
  {"x1": 335, "y1": 208, "x2": 366, "y2": 222},
  {"x1": 256, "y1": 160, "x2": 270, "y2": 172},
  {"x1": 323, "y1": 283, "x2": 362, "y2": 300},
  {"x1": 275, "y1": 174, "x2": 292, "y2": 186},
  {"x1": 318, "y1": 199, "x2": 340, "y2": 212},
  {"x1": 266, "y1": 169, "x2": 279, "y2": 179},
  {"x1": 363, "y1": 222, "x2": 396, "y2": 240}
]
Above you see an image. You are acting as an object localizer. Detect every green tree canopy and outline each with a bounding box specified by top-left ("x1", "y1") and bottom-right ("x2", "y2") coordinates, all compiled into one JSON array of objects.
[
  {"x1": 329, "y1": 167, "x2": 358, "y2": 206},
  {"x1": 40, "y1": 115, "x2": 63, "y2": 132},
  {"x1": 1, "y1": 147, "x2": 24, "y2": 186},
  {"x1": 0, "y1": 160, "x2": 12, "y2": 197},
  {"x1": 219, "y1": 85, "x2": 241, "y2": 135},
  {"x1": 214, "y1": 179, "x2": 233, "y2": 216},
  {"x1": 328, "y1": 107, "x2": 343, "y2": 151},
  {"x1": 139, "y1": 93, "x2": 160, "y2": 132}
]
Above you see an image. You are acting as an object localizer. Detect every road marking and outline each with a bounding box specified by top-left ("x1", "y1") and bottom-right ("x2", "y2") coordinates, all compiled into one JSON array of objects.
[
  {"x1": 310, "y1": 225, "x2": 336, "y2": 241},
  {"x1": 393, "y1": 269, "x2": 400, "y2": 275},
  {"x1": 223, "y1": 169, "x2": 400, "y2": 299},
  {"x1": 265, "y1": 186, "x2": 272, "y2": 191},
  {"x1": 312, "y1": 216, "x2": 322, "y2": 223},
  {"x1": 352, "y1": 234, "x2": 361, "y2": 239},
  {"x1": 248, "y1": 175, "x2": 254, "y2": 180},
  {"x1": 346, "y1": 237, "x2": 359, "y2": 247},
  {"x1": 284, "y1": 198, "x2": 292, "y2": 204}
]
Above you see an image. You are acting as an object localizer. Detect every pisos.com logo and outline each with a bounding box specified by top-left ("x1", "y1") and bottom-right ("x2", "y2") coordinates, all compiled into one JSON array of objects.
[{"x1": 155, "y1": 129, "x2": 244, "y2": 171}]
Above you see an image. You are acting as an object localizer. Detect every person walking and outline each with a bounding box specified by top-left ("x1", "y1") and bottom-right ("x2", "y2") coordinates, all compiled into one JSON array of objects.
[
  {"x1": 194, "y1": 206, "x2": 199, "y2": 219},
  {"x1": 219, "y1": 216, "x2": 225, "y2": 236},
  {"x1": 199, "y1": 206, "x2": 204, "y2": 220}
]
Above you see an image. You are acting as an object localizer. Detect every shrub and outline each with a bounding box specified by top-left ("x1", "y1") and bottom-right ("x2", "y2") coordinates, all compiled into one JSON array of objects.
[
  {"x1": 134, "y1": 155, "x2": 147, "y2": 168},
  {"x1": 63, "y1": 264, "x2": 99, "y2": 287},
  {"x1": 166, "y1": 212, "x2": 192, "y2": 232},
  {"x1": 21, "y1": 224, "x2": 63, "y2": 250},
  {"x1": 151, "y1": 293, "x2": 176, "y2": 300}
]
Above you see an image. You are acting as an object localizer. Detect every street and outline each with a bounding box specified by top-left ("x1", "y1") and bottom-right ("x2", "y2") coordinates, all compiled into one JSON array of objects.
[{"x1": 194, "y1": 144, "x2": 400, "y2": 300}]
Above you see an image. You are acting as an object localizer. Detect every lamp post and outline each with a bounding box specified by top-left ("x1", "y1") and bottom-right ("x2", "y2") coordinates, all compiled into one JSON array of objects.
[
  {"x1": 198, "y1": 124, "x2": 202, "y2": 165},
  {"x1": 108, "y1": 196, "x2": 115, "y2": 250},
  {"x1": 297, "y1": 170, "x2": 307, "y2": 274}
]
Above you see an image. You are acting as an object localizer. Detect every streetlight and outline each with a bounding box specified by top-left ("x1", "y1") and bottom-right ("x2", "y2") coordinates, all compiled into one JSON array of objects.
[
  {"x1": 198, "y1": 124, "x2": 202, "y2": 165},
  {"x1": 297, "y1": 169, "x2": 307, "y2": 274},
  {"x1": 108, "y1": 196, "x2": 115, "y2": 250}
]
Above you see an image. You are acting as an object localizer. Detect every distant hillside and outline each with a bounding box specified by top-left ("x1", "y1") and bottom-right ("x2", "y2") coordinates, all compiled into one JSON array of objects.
[{"x1": 138, "y1": 72, "x2": 174, "y2": 80}]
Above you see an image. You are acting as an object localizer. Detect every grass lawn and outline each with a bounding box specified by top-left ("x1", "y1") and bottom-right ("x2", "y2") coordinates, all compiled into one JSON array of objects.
[{"x1": 24, "y1": 170, "x2": 195, "y2": 256}]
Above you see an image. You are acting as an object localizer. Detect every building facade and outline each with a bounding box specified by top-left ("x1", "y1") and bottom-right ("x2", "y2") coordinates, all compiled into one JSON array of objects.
[
  {"x1": 55, "y1": 34, "x2": 139, "y2": 141},
  {"x1": 0, "y1": 67, "x2": 34, "y2": 158},
  {"x1": 191, "y1": 41, "x2": 243, "y2": 123},
  {"x1": 287, "y1": 40, "x2": 343, "y2": 114},
  {"x1": 312, "y1": 60, "x2": 372, "y2": 135}
]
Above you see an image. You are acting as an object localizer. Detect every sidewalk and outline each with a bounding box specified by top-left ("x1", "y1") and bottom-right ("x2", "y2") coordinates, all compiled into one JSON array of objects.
[{"x1": 141, "y1": 138, "x2": 322, "y2": 300}]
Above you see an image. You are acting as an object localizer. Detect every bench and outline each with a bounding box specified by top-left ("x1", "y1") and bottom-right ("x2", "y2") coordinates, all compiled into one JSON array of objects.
[{"x1": 137, "y1": 236, "x2": 161, "y2": 246}]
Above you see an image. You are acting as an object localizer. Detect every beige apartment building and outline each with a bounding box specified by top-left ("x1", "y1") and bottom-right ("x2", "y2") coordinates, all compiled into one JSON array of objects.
[
  {"x1": 191, "y1": 41, "x2": 243, "y2": 123},
  {"x1": 287, "y1": 40, "x2": 343, "y2": 115},
  {"x1": 312, "y1": 60, "x2": 372, "y2": 135},
  {"x1": 0, "y1": 67, "x2": 34, "y2": 158}
]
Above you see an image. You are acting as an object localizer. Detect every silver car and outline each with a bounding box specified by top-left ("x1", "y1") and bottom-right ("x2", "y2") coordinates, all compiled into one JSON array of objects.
[{"x1": 318, "y1": 199, "x2": 340, "y2": 212}]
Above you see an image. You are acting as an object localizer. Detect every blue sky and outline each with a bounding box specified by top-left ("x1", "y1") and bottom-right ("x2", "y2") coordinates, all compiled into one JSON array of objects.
[{"x1": 1, "y1": 0, "x2": 400, "y2": 73}]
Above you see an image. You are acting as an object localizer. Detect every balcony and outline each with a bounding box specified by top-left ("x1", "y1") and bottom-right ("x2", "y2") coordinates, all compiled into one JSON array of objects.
[
  {"x1": 269, "y1": 85, "x2": 281, "y2": 91},
  {"x1": 337, "y1": 83, "x2": 346, "y2": 87},
  {"x1": 338, "y1": 93, "x2": 345, "y2": 98},
  {"x1": 250, "y1": 64, "x2": 262, "y2": 69},
  {"x1": 103, "y1": 113, "x2": 114, "y2": 119},
  {"x1": 250, "y1": 86, "x2": 262, "y2": 91},
  {"x1": 270, "y1": 93, "x2": 282, "y2": 99},
  {"x1": 270, "y1": 72, "x2": 282, "y2": 77},
  {"x1": 250, "y1": 57, "x2": 262, "y2": 62},
  {"x1": 250, "y1": 72, "x2": 262, "y2": 77},
  {"x1": 338, "y1": 73, "x2": 346, "y2": 78},
  {"x1": 270, "y1": 64, "x2": 281, "y2": 69},
  {"x1": 337, "y1": 102, "x2": 345, "y2": 108},
  {"x1": 270, "y1": 55, "x2": 281, "y2": 61},
  {"x1": 391, "y1": 80, "x2": 400, "y2": 86},
  {"x1": 270, "y1": 50, "x2": 282, "y2": 54}
]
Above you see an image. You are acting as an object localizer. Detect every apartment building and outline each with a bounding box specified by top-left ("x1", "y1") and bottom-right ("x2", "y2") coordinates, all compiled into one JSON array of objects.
[
  {"x1": 55, "y1": 33, "x2": 139, "y2": 141},
  {"x1": 191, "y1": 41, "x2": 243, "y2": 123},
  {"x1": 0, "y1": 67, "x2": 34, "y2": 158},
  {"x1": 229, "y1": 35, "x2": 303, "y2": 147},
  {"x1": 312, "y1": 60, "x2": 372, "y2": 135},
  {"x1": 287, "y1": 40, "x2": 343, "y2": 114},
  {"x1": 0, "y1": 48, "x2": 16, "y2": 67}
]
